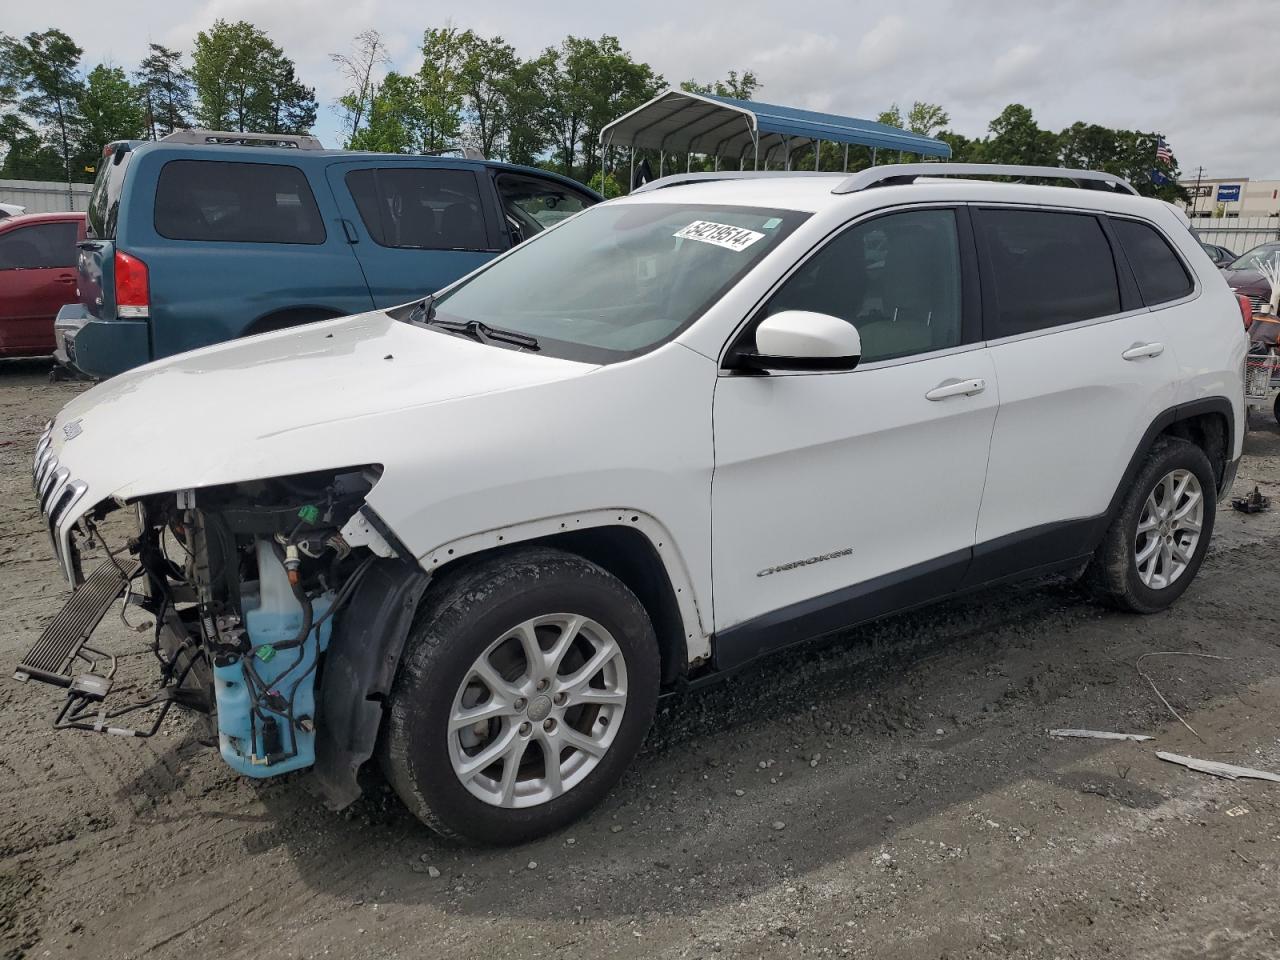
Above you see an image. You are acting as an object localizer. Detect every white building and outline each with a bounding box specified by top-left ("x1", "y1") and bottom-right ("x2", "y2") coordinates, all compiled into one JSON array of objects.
[{"x1": 1179, "y1": 177, "x2": 1280, "y2": 220}]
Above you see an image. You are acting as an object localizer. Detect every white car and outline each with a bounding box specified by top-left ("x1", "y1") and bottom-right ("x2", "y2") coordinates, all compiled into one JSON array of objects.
[{"x1": 22, "y1": 163, "x2": 1248, "y2": 844}]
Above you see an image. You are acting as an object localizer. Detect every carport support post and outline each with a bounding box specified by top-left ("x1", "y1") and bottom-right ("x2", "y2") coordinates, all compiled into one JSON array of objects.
[
  {"x1": 659, "y1": 151, "x2": 664, "y2": 177},
  {"x1": 815, "y1": 140, "x2": 821, "y2": 171},
  {"x1": 843, "y1": 144, "x2": 849, "y2": 172},
  {"x1": 871, "y1": 147, "x2": 877, "y2": 166},
  {"x1": 629, "y1": 149, "x2": 636, "y2": 193}
]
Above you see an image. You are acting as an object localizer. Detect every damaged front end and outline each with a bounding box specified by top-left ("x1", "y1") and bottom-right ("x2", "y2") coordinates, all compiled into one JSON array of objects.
[{"x1": 18, "y1": 437, "x2": 428, "y2": 803}]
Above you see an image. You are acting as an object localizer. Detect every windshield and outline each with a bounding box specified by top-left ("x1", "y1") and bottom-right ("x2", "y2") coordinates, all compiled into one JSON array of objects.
[
  {"x1": 1229, "y1": 242, "x2": 1280, "y2": 271},
  {"x1": 429, "y1": 202, "x2": 808, "y2": 361}
]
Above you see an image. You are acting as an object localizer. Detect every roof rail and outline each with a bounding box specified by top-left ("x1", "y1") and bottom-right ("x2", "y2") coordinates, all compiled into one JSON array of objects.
[
  {"x1": 159, "y1": 129, "x2": 325, "y2": 150},
  {"x1": 832, "y1": 163, "x2": 1139, "y2": 196},
  {"x1": 420, "y1": 146, "x2": 487, "y2": 161},
  {"x1": 631, "y1": 170, "x2": 834, "y2": 195}
]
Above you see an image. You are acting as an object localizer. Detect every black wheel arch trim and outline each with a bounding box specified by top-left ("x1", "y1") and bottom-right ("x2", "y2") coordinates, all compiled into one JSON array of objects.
[
  {"x1": 309, "y1": 559, "x2": 431, "y2": 809},
  {"x1": 1105, "y1": 396, "x2": 1236, "y2": 522}
]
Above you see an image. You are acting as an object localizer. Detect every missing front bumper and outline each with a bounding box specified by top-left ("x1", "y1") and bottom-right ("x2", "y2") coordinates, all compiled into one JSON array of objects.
[{"x1": 15, "y1": 558, "x2": 211, "y2": 738}]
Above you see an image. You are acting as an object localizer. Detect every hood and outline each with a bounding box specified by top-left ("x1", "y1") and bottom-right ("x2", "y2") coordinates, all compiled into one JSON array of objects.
[
  {"x1": 49, "y1": 310, "x2": 596, "y2": 501},
  {"x1": 1221, "y1": 266, "x2": 1266, "y2": 292}
]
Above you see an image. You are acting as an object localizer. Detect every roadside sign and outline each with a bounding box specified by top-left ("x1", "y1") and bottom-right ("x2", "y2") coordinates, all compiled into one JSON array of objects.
[{"x1": 1217, "y1": 184, "x2": 1241, "y2": 202}]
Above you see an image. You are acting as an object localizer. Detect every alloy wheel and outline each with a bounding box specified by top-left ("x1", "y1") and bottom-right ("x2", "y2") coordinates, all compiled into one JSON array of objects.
[
  {"x1": 447, "y1": 614, "x2": 628, "y2": 808},
  {"x1": 1134, "y1": 468, "x2": 1203, "y2": 590}
]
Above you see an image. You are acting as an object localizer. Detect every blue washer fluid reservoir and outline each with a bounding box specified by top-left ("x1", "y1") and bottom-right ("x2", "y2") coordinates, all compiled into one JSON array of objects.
[{"x1": 213, "y1": 539, "x2": 335, "y2": 777}]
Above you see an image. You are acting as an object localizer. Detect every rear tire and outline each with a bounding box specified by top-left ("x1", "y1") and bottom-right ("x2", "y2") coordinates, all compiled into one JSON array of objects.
[
  {"x1": 380, "y1": 548, "x2": 660, "y2": 845},
  {"x1": 1085, "y1": 437, "x2": 1216, "y2": 614}
]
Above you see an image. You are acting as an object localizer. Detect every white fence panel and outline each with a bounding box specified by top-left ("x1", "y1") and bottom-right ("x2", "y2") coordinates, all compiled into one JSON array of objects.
[
  {"x1": 0, "y1": 179, "x2": 93, "y2": 214},
  {"x1": 1189, "y1": 216, "x2": 1280, "y2": 255}
]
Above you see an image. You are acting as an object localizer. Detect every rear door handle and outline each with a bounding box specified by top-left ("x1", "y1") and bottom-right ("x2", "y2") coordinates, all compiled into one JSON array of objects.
[
  {"x1": 1121, "y1": 342, "x2": 1164, "y2": 361},
  {"x1": 926, "y1": 377, "x2": 987, "y2": 401},
  {"x1": 339, "y1": 218, "x2": 359, "y2": 243},
  {"x1": 55, "y1": 274, "x2": 75, "y2": 284}
]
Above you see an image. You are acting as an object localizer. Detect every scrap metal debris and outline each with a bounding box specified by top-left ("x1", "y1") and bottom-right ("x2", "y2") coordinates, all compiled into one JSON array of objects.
[
  {"x1": 1049, "y1": 729, "x2": 1153, "y2": 742},
  {"x1": 1133, "y1": 652, "x2": 1234, "y2": 742},
  {"x1": 1156, "y1": 752, "x2": 1280, "y2": 783},
  {"x1": 1231, "y1": 486, "x2": 1271, "y2": 514}
]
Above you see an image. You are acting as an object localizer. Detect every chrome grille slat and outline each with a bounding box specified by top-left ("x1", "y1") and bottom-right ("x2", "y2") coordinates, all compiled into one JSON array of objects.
[{"x1": 31, "y1": 430, "x2": 88, "y2": 586}]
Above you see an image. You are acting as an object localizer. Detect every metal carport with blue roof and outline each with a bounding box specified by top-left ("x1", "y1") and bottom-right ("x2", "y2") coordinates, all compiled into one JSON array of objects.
[{"x1": 600, "y1": 89, "x2": 952, "y2": 180}]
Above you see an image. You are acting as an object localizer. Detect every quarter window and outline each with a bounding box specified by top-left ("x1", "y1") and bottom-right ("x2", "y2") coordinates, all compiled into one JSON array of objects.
[
  {"x1": 1112, "y1": 218, "x2": 1193, "y2": 305},
  {"x1": 974, "y1": 208, "x2": 1121, "y2": 337},
  {"x1": 345, "y1": 168, "x2": 491, "y2": 251},
  {"x1": 764, "y1": 209, "x2": 963, "y2": 363},
  {"x1": 154, "y1": 161, "x2": 325, "y2": 244},
  {"x1": 0, "y1": 222, "x2": 78, "y2": 270}
]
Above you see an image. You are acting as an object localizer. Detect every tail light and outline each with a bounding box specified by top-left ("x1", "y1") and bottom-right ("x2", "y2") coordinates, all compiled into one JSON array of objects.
[
  {"x1": 114, "y1": 250, "x2": 149, "y2": 319},
  {"x1": 1237, "y1": 294, "x2": 1253, "y2": 330}
]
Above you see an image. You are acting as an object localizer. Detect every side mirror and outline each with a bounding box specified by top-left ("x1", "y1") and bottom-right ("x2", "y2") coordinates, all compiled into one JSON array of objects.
[{"x1": 734, "y1": 310, "x2": 862, "y2": 372}]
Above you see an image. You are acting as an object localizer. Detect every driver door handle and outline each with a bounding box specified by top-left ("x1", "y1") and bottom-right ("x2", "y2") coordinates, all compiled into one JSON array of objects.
[
  {"x1": 926, "y1": 377, "x2": 987, "y2": 401},
  {"x1": 1121, "y1": 342, "x2": 1164, "y2": 361}
]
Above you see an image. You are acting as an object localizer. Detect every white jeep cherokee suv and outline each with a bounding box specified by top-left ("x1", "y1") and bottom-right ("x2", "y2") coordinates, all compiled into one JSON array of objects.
[{"x1": 21, "y1": 163, "x2": 1247, "y2": 844}]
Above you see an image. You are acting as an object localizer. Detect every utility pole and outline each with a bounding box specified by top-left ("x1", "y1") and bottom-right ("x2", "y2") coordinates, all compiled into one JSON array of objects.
[{"x1": 1190, "y1": 165, "x2": 1205, "y2": 219}]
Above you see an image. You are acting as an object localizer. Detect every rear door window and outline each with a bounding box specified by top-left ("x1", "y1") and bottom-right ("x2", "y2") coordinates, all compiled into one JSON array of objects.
[
  {"x1": 0, "y1": 222, "x2": 79, "y2": 269},
  {"x1": 1111, "y1": 218, "x2": 1193, "y2": 305},
  {"x1": 154, "y1": 160, "x2": 326, "y2": 244},
  {"x1": 345, "y1": 168, "x2": 491, "y2": 251},
  {"x1": 974, "y1": 208, "x2": 1121, "y2": 338}
]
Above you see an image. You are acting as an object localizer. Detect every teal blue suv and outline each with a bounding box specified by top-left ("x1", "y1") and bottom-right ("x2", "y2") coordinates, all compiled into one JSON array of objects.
[{"x1": 57, "y1": 130, "x2": 599, "y2": 378}]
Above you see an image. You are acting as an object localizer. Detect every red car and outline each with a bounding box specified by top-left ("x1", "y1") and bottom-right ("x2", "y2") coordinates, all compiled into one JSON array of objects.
[{"x1": 0, "y1": 211, "x2": 86, "y2": 357}]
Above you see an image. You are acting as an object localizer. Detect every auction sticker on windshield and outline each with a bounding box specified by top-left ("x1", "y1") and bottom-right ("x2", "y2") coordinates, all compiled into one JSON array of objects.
[{"x1": 674, "y1": 220, "x2": 765, "y2": 252}]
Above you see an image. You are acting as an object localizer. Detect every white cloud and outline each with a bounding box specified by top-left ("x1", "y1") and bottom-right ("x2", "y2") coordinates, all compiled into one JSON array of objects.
[{"x1": 6, "y1": 0, "x2": 1280, "y2": 177}]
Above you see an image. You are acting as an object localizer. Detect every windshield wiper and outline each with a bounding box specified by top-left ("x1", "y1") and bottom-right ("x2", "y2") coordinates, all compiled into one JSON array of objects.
[
  {"x1": 406, "y1": 295, "x2": 437, "y2": 325},
  {"x1": 424, "y1": 317, "x2": 540, "y2": 351}
]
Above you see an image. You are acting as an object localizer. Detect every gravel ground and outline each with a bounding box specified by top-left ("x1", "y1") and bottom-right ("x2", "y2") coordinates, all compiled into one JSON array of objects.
[{"x1": 2, "y1": 355, "x2": 1280, "y2": 960}]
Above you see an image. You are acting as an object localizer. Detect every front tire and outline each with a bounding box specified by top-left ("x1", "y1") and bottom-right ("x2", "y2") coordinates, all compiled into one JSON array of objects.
[
  {"x1": 1086, "y1": 437, "x2": 1216, "y2": 614},
  {"x1": 380, "y1": 548, "x2": 660, "y2": 845}
]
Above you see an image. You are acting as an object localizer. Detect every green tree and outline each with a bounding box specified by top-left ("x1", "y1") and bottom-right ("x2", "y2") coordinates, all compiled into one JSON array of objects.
[
  {"x1": 332, "y1": 29, "x2": 389, "y2": 144},
  {"x1": 458, "y1": 33, "x2": 520, "y2": 159},
  {"x1": 546, "y1": 35, "x2": 663, "y2": 180},
  {"x1": 134, "y1": 43, "x2": 192, "y2": 139},
  {"x1": 503, "y1": 51, "x2": 556, "y2": 166},
  {"x1": 0, "y1": 29, "x2": 85, "y2": 190},
  {"x1": 416, "y1": 26, "x2": 468, "y2": 152},
  {"x1": 985, "y1": 103, "x2": 1059, "y2": 166},
  {"x1": 876, "y1": 104, "x2": 904, "y2": 130},
  {"x1": 906, "y1": 101, "x2": 949, "y2": 138},
  {"x1": 936, "y1": 130, "x2": 984, "y2": 163},
  {"x1": 191, "y1": 20, "x2": 315, "y2": 134},
  {"x1": 347, "y1": 71, "x2": 419, "y2": 153},
  {"x1": 76, "y1": 64, "x2": 145, "y2": 174},
  {"x1": 680, "y1": 69, "x2": 760, "y2": 100},
  {"x1": 263, "y1": 58, "x2": 317, "y2": 134}
]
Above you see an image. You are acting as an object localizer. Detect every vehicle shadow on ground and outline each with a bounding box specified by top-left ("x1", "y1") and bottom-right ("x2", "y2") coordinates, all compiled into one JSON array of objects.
[{"x1": 115, "y1": 546, "x2": 1280, "y2": 925}]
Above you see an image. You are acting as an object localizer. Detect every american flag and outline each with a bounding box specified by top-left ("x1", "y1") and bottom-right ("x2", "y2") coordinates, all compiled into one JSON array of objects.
[{"x1": 1155, "y1": 137, "x2": 1174, "y2": 164}]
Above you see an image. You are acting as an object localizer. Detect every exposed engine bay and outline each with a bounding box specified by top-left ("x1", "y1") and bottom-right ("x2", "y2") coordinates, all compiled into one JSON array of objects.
[{"x1": 17, "y1": 464, "x2": 426, "y2": 800}]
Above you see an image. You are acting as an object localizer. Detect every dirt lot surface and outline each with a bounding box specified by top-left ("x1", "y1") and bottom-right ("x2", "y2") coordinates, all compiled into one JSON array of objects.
[{"x1": 3, "y1": 355, "x2": 1280, "y2": 960}]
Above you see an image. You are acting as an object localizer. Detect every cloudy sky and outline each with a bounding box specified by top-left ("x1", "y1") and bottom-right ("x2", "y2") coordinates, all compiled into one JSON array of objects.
[{"x1": 12, "y1": 0, "x2": 1280, "y2": 179}]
